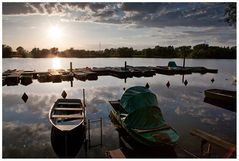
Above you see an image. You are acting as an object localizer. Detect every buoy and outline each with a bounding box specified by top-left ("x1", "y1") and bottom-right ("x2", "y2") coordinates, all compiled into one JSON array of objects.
[
  {"x1": 166, "y1": 81, "x2": 170, "y2": 88},
  {"x1": 22, "y1": 92, "x2": 28, "y2": 103},
  {"x1": 184, "y1": 80, "x2": 188, "y2": 86},
  {"x1": 211, "y1": 78, "x2": 215, "y2": 83},
  {"x1": 145, "y1": 83, "x2": 150, "y2": 88},
  {"x1": 62, "y1": 90, "x2": 67, "y2": 99}
]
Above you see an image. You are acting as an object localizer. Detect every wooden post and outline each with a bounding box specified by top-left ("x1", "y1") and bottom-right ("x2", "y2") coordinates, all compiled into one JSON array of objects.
[
  {"x1": 83, "y1": 89, "x2": 86, "y2": 107},
  {"x1": 88, "y1": 119, "x2": 91, "y2": 145},
  {"x1": 100, "y1": 117, "x2": 103, "y2": 145},
  {"x1": 183, "y1": 55, "x2": 186, "y2": 68},
  {"x1": 70, "y1": 62, "x2": 72, "y2": 72},
  {"x1": 65, "y1": 133, "x2": 68, "y2": 156},
  {"x1": 124, "y1": 61, "x2": 127, "y2": 70}
]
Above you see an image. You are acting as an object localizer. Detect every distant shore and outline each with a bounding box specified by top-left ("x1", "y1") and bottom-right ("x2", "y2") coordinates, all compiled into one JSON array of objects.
[{"x1": 3, "y1": 43, "x2": 236, "y2": 59}]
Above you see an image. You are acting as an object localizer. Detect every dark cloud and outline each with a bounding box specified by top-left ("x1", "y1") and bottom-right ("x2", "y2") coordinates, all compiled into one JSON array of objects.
[{"x1": 3, "y1": 2, "x2": 229, "y2": 28}]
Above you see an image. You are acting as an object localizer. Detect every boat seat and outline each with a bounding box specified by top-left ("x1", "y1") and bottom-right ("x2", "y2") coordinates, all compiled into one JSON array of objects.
[
  {"x1": 132, "y1": 124, "x2": 171, "y2": 133},
  {"x1": 57, "y1": 102, "x2": 82, "y2": 106},
  {"x1": 51, "y1": 114, "x2": 84, "y2": 119},
  {"x1": 54, "y1": 107, "x2": 83, "y2": 111}
]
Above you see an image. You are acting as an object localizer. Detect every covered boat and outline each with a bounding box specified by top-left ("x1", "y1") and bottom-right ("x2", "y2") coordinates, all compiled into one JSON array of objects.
[
  {"x1": 49, "y1": 99, "x2": 85, "y2": 131},
  {"x1": 109, "y1": 86, "x2": 179, "y2": 147}
]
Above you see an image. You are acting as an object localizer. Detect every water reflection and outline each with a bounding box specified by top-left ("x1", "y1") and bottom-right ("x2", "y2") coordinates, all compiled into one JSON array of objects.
[
  {"x1": 3, "y1": 121, "x2": 54, "y2": 158},
  {"x1": 2, "y1": 59, "x2": 236, "y2": 158},
  {"x1": 52, "y1": 57, "x2": 61, "y2": 69},
  {"x1": 50, "y1": 125, "x2": 86, "y2": 158}
]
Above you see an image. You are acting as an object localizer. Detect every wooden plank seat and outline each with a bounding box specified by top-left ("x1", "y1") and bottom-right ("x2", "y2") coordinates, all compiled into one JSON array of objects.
[
  {"x1": 54, "y1": 107, "x2": 83, "y2": 111},
  {"x1": 57, "y1": 102, "x2": 82, "y2": 106},
  {"x1": 132, "y1": 124, "x2": 171, "y2": 133},
  {"x1": 51, "y1": 114, "x2": 84, "y2": 119}
]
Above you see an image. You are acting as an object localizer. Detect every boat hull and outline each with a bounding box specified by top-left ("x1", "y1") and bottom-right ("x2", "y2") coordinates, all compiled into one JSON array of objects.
[{"x1": 204, "y1": 89, "x2": 236, "y2": 104}]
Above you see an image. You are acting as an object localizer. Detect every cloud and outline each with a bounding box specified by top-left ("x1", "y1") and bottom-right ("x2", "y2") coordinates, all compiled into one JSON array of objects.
[{"x1": 3, "y1": 2, "x2": 230, "y2": 28}]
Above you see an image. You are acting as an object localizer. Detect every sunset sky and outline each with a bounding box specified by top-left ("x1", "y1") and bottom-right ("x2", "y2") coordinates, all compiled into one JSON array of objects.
[{"x1": 2, "y1": 2, "x2": 236, "y2": 51}]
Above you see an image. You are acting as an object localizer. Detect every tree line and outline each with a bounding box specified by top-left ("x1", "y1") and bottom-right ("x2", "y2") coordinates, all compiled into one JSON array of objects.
[{"x1": 2, "y1": 44, "x2": 236, "y2": 59}]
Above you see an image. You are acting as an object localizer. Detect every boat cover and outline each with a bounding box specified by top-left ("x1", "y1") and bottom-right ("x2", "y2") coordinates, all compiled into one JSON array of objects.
[
  {"x1": 120, "y1": 86, "x2": 158, "y2": 113},
  {"x1": 124, "y1": 106, "x2": 165, "y2": 129},
  {"x1": 120, "y1": 86, "x2": 165, "y2": 129}
]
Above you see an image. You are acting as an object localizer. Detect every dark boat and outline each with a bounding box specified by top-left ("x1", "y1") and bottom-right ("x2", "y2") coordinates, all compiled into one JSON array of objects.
[
  {"x1": 49, "y1": 99, "x2": 86, "y2": 131},
  {"x1": 204, "y1": 89, "x2": 236, "y2": 112},
  {"x1": 109, "y1": 86, "x2": 179, "y2": 148},
  {"x1": 204, "y1": 89, "x2": 236, "y2": 104}
]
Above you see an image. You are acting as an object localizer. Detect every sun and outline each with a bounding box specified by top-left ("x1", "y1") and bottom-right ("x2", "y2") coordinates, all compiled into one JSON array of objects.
[{"x1": 49, "y1": 25, "x2": 62, "y2": 39}]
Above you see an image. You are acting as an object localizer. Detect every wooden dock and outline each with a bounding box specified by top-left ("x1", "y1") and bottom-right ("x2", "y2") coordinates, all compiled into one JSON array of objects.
[
  {"x1": 106, "y1": 149, "x2": 126, "y2": 158},
  {"x1": 2, "y1": 64, "x2": 218, "y2": 86},
  {"x1": 190, "y1": 128, "x2": 236, "y2": 158}
]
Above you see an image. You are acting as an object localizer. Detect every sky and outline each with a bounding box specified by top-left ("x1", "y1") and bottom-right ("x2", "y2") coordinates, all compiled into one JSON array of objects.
[{"x1": 2, "y1": 2, "x2": 236, "y2": 51}]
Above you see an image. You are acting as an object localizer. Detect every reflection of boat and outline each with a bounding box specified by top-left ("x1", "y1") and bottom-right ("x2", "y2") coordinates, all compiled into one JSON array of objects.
[
  {"x1": 51, "y1": 125, "x2": 86, "y2": 158},
  {"x1": 109, "y1": 86, "x2": 179, "y2": 148},
  {"x1": 204, "y1": 89, "x2": 236, "y2": 104},
  {"x1": 49, "y1": 99, "x2": 85, "y2": 131}
]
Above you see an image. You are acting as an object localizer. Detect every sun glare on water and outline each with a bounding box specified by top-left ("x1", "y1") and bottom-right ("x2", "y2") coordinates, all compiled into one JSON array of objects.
[{"x1": 52, "y1": 57, "x2": 61, "y2": 69}]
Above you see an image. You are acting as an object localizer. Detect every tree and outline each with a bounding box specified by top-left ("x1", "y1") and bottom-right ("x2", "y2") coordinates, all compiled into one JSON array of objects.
[
  {"x1": 225, "y1": 3, "x2": 236, "y2": 27},
  {"x1": 50, "y1": 47, "x2": 58, "y2": 56},
  {"x1": 2, "y1": 44, "x2": 12, "y2": 58},
  {"x1": 31, "y1": 48, "x2": 41, "y2": 58},
  {"x1": 16, "y1": 46, "x2": 28, "y2": 57}
]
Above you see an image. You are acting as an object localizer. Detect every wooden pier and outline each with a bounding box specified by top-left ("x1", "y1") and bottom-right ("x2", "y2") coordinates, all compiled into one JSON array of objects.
[
  {"x1": 190, "y1": 128, "x2": 236, "y2": 158},
  {"x1": 2, "y1": 63, "x2": 218, "y2": 86}
]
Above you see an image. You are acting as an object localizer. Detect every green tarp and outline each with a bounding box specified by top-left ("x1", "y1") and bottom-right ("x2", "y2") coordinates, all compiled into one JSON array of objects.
[
  {"x1": 120, "y1": 86, "x2": 165, "y2": 129},
  {"x1": 124, "y1": 106, "x2": 165, "y2": 129},
  {"x1": 120, "y1": 86, "x2": 158, "y2": 113}
]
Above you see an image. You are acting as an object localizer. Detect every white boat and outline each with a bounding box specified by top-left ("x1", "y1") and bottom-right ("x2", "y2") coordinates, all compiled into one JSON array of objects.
[{"x1": 49, "y1": 99, "x2": 85, "y2": 131}]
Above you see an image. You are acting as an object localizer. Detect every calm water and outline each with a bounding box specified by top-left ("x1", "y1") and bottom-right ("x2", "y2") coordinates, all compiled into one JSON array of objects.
[{"x1": 2, "y1": 58, "x2": 236, "y2": 158}]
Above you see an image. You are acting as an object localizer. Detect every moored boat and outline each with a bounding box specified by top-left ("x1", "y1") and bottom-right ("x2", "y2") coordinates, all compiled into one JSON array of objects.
[
  {"x1": 109, "y1": 86, "x2": 179, "y2": 147},
  {"x1": 49, "y1": 99, "x2": 85, "y2": 131},
  {"x1": 204, "y1": 89, "x2": 236, "y2": 104}
]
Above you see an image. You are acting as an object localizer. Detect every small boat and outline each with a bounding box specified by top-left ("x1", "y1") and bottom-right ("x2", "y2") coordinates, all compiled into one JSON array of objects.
[
  {"x1": 109, "y1": 86, "x2": 179, "y2": 147},
  {"x1": 204, "y1": 89, "x2": 236, "y2": 104},
  {"x1": 49, "y1": 99, "x2": 85, "y2": 131},
  {"x1": 20, "y1": 74, "x2": 33, "y2": 86}
]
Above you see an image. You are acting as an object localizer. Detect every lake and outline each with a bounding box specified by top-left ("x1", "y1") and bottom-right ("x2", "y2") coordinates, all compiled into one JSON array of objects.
[{"x1": 2, "y1": 58, "x2": 236, "y2": 158}]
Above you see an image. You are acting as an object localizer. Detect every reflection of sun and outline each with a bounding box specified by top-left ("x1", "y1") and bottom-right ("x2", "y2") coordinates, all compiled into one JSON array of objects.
[
  {"x1": 49, "y1": 25, "x2": 62, "y2": 39},
  {"x1": 52, "y1": 57, "x2": 61, "y2": 69}
]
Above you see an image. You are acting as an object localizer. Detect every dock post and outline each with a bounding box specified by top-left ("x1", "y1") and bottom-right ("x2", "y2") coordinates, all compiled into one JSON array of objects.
[
  {"x1": 100, "y1": 117, "x2": 103, "y2": 145},
  {"x1": 88, "y1": 119, "x2": 91, "y2": 146},
  {"x1": 70, "y1": 62, "x2": 72, "y2": 72},
  {"x1": 183, "y1": 56, "x2": 186, "y2": 68},
  {"x1": 83, "y1": 88, "x2": 86, "y2": 107},
  {"x1": 83, "y1": 89, "x2": 86, "y2": 125}
]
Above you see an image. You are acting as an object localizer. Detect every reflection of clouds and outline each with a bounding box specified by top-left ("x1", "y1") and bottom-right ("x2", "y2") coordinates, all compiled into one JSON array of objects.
[
  {"x1": 3, "y1": 92, "x2": 58, "y2": 122},
  {"x1": 200, "y1": 118, "x2": 219, "y2": 125},
  {"x1": 151, "y1": 84, "x2": 235, "y2": 126},
  {"x1": 222, "y1": 113, "x2": 234, "y2": 121},
  {"x1": 3, "y1": 121, "x2": 54, "y2": 158}
]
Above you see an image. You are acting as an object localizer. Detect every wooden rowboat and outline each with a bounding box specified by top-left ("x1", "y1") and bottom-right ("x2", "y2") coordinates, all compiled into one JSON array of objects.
[
  {"x1": 109, "y1": 86, "x2": 179, "y2": 148},
  {"x1": 204, "y1": 89, "x2": 236, "y2": 104},
  {"x1": 49, "y1": 99, "x2": 85, "y2": 131}
]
